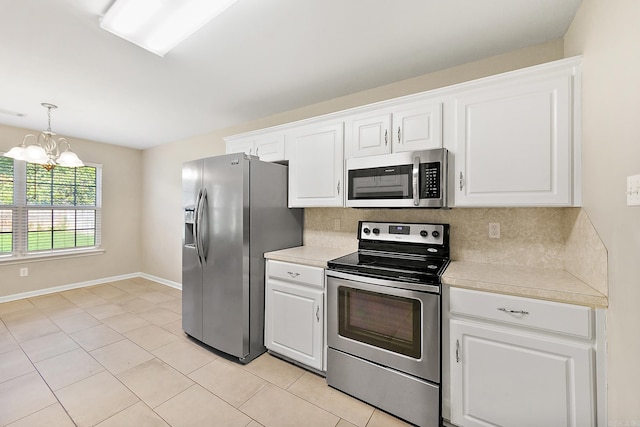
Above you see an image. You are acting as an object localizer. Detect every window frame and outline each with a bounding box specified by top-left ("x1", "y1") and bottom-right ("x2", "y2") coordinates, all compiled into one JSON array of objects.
[{"x1": 0, "y1": 155, "x2": 103, "y2": 263}]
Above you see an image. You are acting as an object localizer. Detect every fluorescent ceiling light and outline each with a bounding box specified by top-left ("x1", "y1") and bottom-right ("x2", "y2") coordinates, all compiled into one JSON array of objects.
[{"x1": 100, "y1": 0, "x2": 239, "y2": 57}]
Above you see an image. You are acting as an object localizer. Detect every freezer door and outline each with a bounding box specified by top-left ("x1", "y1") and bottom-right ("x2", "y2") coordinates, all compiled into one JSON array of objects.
[
  {"x1": 201, "y1": 154, "x2": 251, "y2": 358},
  {"x1": 182, "y1": 159, "x2": 203, "y2": 340}
]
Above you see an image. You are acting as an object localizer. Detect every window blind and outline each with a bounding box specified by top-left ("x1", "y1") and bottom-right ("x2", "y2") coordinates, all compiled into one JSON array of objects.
[{"x1": 0, "y1": 155, "x2": 102, "y2": 259}]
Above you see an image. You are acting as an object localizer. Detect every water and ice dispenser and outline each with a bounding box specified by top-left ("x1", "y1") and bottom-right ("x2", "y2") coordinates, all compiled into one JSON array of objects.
[{"x1": 184, "y1": 206, "x2": 195, "y2": 247}]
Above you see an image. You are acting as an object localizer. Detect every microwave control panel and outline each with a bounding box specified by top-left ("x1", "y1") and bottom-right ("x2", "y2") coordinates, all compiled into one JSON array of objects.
[{"x1": 420, "y1": 162, "x2": 441, "y2": 199}]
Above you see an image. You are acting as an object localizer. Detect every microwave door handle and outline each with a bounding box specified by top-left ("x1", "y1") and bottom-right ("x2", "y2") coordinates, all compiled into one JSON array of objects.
[{"x1": 413, "y1": 156, "x2": 420, "y2": 206}]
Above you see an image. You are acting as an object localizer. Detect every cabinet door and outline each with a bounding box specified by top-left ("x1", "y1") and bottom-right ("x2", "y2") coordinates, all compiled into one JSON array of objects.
[
  {"x1": 350, "y1": 113, "x2": 392, "y2": 158},
  {"x1": 392, "y1": 103, "x2": 442, "y2": 153},
  {"x1": 254, "y1": 132, "x2": 285, "y2": 162},
  {"x1": 453, "y1": 74, "x2": 574, "y2": 206},
  {"x1": 450, "y1": 319, "x2": 594, "y2": 427},
  {"x1": 226, "y1": 138, "x2": 254, "y2": 155},
  {"x1": 288, "y1": 122, "x2": 344, "y2": 207},
  {"x1": 265, "y1": 279, "x2": 324, "y2": 371}
]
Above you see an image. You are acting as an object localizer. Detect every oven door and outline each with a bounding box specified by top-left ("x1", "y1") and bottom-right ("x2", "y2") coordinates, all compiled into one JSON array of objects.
[{"x1": 326, "y1": 270, "x2": 440, "y2": 383}]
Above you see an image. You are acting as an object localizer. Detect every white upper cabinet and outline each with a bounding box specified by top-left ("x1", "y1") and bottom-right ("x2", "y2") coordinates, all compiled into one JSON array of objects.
[
  {"x1": 226, "y1": 137, "x2": 254, "y2": 156},
  {"x1": 350, "y1": 113, "x2": 392, "y2": 157},
  {"x1": 393, "y1": 102, "x2": 443, "y2": 153},
  {"x1": 225, "y1": 131, "x2": 285, "y2": 162},
  {"x1": 287, "y1": 122, "x2": 344, "y2": 207},
  {"x1": 224, "y1": 57, "x2": 582, "y2": 208},
  {"x1": 347, "y1": 101, "x2": 443, "y2": 158},
  {"x1": 450, "y1": 58, "x2": 581, "y2": 207}
]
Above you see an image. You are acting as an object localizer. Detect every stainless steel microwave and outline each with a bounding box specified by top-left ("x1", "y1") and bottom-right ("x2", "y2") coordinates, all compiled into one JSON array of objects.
[{"x1": 346, "y1": 148, "x2": 448, "y2": 208}]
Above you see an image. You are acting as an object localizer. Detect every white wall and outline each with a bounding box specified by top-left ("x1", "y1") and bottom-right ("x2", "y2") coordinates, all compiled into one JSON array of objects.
[
  {"x1": 564, "y1": 1, "x2": 640, "y2": 424},
  {"x1": 0, "y1": 123, "x2": 142, "y2": 298}
]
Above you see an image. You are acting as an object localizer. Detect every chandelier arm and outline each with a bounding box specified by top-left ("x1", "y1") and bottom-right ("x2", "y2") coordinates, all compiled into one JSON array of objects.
[
  {"x1": 22, "y1": 134, "x2": 37, "y2": 146},
  {"x1": 58, "y1": 137, "x2": 71, "y2": 152}
]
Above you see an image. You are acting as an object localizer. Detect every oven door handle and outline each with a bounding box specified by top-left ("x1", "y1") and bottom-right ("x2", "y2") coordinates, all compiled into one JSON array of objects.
[
  {"x1": 325, "y1": 270, "x2": 441, "y2": 294},
  {"x1": 412, "y1": 156, "x2": 420, "y2": 206}
]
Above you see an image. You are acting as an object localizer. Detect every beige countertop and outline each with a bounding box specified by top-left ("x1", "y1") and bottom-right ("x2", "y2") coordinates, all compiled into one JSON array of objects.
[
  {"x1": 264, "y1": 246, "x2": 353, "y2": 268},
  {"x1": 444, "y1": 261, "x2": 608, "y2": 308},
  {"x1": 265, "y1": 246, "x2": 609, "y2": 308}
]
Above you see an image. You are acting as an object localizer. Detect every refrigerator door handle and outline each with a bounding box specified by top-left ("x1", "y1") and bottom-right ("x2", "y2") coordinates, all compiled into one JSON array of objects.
[
  {"x1": 198, "y1": 188, "x2": 209, "y2": 262},
  {"x1": 193, "y1": 189, "x2": 203, "y2": 264}
]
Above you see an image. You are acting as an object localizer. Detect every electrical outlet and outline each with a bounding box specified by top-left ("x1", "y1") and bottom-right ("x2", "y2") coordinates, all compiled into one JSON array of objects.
[
  {"x1": 489, "y1": 223, "x2": 500, "y2": 239},
  {"x1": 19, "y1": 267, "x2": 28, "y2": 277},
  {"x1": 627, "y1": 174, "x2": 640, "y2": 206}
]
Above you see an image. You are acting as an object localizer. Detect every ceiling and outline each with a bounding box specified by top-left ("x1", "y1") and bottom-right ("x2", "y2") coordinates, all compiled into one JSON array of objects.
[{"x1": 0, "y1": 0, "x2": 582, "y2": 150}]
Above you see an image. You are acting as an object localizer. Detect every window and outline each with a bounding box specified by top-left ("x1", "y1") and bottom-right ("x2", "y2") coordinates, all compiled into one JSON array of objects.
[{"x1": 0, "y1": 156, "x2": 101, "y2": 259}]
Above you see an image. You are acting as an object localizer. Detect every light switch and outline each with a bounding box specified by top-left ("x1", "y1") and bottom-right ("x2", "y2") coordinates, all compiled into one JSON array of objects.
[{"x1": 627, "y1": 174, "x2": 640, "y2": 206}]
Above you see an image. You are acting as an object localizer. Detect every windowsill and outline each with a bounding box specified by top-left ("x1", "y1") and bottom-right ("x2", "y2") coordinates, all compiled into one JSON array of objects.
[{"x1": 0, "y1": 247, "x2": 106, "y2": 265}]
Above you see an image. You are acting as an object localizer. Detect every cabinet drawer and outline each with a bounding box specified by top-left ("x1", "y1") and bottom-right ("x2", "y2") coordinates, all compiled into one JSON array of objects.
[
  {"x1": 267, "y1": 260, "x2": 324, "y2": 289},
  {"x1": 450, "y1": 287, "x2": 592, "y2": 339}
]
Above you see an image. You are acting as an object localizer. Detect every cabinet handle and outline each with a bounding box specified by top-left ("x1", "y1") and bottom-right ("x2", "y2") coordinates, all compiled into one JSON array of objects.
[
  {"x1": 249, "y1": 148, "x2": 253, "y2": 155},
  {"x1": 498, "y1": 307, "x2": 530, "y2": 316},
  {"x1": 459, "y1": 172, "x2": 464, "y2": 191},
  {"x1": 397, "y1": 127, "x2": 401, "y2": 143},
  {"x1": 255, "y1": 147, "x2": 259, "y2": 156},
  {"x1": 384, "y1": 130, "x2": 388, "y2": 146},
  {"x1": 287, "y1": 271, "x2": 300, "y2": 278},
  {"x1": 337, "y1": 180, "x2": 341, "y2": 195},
  {"x1": 316, "y1": 305, "x2": 320, "y2": 322},
  {"x1": 456, "y1": 339, "x2": 460, "y2": 363}
]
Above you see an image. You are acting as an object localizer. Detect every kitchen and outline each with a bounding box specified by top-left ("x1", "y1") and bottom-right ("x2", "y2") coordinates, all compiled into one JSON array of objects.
[{"x1": 0, "y1": 0, "x2": 639, "y2": 426}]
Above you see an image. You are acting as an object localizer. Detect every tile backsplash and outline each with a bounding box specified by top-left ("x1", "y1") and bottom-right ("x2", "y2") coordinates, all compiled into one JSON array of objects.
[{"x1": 303, "y1": 207, "x2": 607, "y2": 294}]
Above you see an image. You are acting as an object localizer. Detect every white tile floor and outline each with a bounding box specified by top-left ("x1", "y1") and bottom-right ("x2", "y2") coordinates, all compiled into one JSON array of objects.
[{"x1": 0, "y1": 278, "x2": 412, "y2": 427}]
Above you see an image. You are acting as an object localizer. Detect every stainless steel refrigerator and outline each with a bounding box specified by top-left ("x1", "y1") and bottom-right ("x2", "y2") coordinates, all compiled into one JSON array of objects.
[{"x1": 182, "y1": 153, "x2": 303, "y2": 363}]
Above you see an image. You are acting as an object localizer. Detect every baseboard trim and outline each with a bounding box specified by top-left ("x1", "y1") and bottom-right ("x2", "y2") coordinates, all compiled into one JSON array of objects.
[
  {"x1": 140, "y1": 273, "x2": 182, "y2": 290},
  {"x1": 0, "y1": 272, "x2": 181, "y2": 303}
]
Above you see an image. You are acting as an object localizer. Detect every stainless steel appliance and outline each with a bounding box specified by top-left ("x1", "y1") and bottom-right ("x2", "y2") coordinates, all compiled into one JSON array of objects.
[
  {"x1": 345, "y1": 148, "x2": 448, "y2": 208},
  {"x1": 182, "y1": 153, "x2": 302, "y2": 363},
  {"x1": 326, "y1": 221, "x2": 450, "y2": 427}
]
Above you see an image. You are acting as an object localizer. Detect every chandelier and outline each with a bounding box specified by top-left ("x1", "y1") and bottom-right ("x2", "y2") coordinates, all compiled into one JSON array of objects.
[{"x1": 3, "y1": 103, "x2": 84, "y2": 171}]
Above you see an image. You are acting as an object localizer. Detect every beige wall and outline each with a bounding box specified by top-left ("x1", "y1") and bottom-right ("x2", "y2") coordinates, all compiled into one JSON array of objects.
[
  {"x1": 140, "y1": 132, "x2": 226, "y2": 283},
  {"x1": 564, "y1": 0, "x2": 640, "y2": 424},
  {"x1": 141, "y1": 40, "x2": 564, "y2": 283},
  {"x1": 0, "y1": 123, "x2": 142, "y2": 298}
]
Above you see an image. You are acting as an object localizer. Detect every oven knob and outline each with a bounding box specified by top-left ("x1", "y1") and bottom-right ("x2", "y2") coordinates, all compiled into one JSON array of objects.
[
  {"x1": 420, "y1": 230, "x2": 428, "y2": 237},
  {"x1": 363, "y1": 227, "x2": 371, "y2": 235},
  {"x1": 432, "y1": 230, "x2": 440, "y2": 238},
  {"x1": 372, "y1": 228, "x2": 380, "y2": 235}
]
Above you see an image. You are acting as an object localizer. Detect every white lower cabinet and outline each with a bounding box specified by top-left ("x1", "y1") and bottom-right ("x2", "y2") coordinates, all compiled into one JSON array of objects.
[
  {"x1": 265, "y1": 260, "x2": 325, "y2": 371},
  {"x1": 449, "y1": 288, "x2": 596, "y2": 427}
]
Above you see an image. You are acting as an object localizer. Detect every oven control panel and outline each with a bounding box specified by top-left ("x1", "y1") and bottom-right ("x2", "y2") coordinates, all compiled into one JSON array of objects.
[{"x1": 359, "y1": 221, "x2": 447, "y2": 245}]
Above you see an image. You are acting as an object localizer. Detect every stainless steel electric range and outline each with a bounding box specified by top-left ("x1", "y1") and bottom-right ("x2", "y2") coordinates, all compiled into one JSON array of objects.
[{"x1": 326, "y1": 221, "x2": 450, "y2": 427}]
